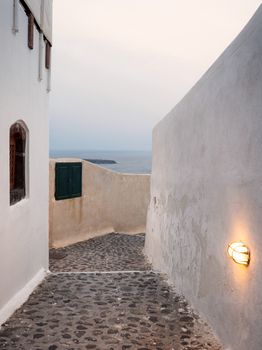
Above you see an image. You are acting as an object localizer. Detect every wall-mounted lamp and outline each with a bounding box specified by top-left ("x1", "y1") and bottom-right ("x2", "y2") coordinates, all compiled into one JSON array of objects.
[{"x1": 228, "y1": 242, "x2": 250, "y2": 266}]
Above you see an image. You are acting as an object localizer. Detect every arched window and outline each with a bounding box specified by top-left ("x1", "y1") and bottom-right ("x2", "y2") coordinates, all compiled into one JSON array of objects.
[{"x1": 10, "y1": 122, "x2": 27, "y2": 205}]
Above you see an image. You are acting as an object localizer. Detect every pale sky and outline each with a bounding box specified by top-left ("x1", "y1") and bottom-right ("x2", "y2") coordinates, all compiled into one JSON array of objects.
[{"x1": 49, "y1": 0, "x2": 261, "y2": 151}]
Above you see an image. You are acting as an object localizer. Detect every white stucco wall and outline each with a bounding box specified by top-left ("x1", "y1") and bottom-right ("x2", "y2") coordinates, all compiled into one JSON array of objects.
[
  {"x1": 0, "y1": 1, "x2": 51, "y2": 325},
  {"x1": 146, "y1": 6, "x2": 262, "y2": 350},
  {"x1": 49, "y1": 159, "x2": 150, "y2": 248}
]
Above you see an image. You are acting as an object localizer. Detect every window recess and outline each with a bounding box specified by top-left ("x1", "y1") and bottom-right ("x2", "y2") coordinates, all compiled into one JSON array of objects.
[{"x1": 10, "y1": 122, "x2": 27, "y2": 205}]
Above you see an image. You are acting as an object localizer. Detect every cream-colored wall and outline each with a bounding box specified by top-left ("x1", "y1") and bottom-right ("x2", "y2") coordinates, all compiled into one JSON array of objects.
[{"x1": 49, "y1": 159, "x2": 150, "y2": 248}]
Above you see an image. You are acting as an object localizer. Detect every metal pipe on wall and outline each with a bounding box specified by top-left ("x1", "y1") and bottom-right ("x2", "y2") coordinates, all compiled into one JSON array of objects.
[
  {"x1": 38, "y1": 32, "x2": 44, "y2": 81},
  {"x1": 12, "y1": 0, "x2": 19, "y2": 34}
]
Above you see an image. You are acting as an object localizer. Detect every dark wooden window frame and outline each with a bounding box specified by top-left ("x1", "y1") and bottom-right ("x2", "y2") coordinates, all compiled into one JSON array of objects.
[{"x1": 10, "y1": 123, "x2": 27, "y2": 206}]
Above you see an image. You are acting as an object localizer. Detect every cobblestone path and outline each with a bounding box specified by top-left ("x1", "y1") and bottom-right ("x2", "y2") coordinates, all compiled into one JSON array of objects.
[
  {"x1": 49, "y1": 233, "x2": 151, "y2": 272},
  {"x1": 0, "y1": 234, "x2": 222, "y2": 350}
]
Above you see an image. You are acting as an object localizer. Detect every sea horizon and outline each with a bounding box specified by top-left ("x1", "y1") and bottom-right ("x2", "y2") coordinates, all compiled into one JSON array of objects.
[{"x1": 49, "y1": 149, "x2": 152, "y2": 174}]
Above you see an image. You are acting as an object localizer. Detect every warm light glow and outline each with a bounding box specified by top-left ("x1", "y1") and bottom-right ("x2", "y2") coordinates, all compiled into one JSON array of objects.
[{"x1": 228, "y1": 242, "x2": 250, "y2": 266}]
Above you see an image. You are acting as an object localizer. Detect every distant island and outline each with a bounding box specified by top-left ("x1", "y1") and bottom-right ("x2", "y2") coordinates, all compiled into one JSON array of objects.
[{"x1": 84, "y1": 159, "x2": 117, "y2": 165}]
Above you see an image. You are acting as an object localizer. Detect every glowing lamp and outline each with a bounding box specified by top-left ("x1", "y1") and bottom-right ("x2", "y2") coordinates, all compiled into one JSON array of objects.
[{"x1": 228, "y1": 242, "x2": 250, "y2": 266}]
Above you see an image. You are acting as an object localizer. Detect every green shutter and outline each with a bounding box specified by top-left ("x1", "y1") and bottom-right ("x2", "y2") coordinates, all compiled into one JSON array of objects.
[
  {"x1": 70, "y1": 163, "x2": 82, "y2": 198},
  {"x1": 55, "y1": 162, "x2": 82, "y2": 200}
]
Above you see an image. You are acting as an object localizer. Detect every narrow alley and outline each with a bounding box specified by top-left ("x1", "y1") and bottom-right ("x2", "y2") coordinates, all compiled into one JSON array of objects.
[{"x1": 0, "y1": 234, "x2": 222, "y2": 350}]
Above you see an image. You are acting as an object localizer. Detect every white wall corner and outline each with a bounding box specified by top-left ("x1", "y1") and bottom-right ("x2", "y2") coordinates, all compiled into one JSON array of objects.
[{"x1": 0, "y1": 268, "x2": 46, "y2": 327}]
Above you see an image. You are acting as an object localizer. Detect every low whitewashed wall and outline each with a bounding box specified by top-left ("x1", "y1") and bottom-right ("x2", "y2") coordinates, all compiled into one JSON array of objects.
[
  {"x1": 146, "y1": 6, "x2": 262, "y2": 350},
  {"x1": 49, "y1": 159, "x2": 150, "y2": 248}
]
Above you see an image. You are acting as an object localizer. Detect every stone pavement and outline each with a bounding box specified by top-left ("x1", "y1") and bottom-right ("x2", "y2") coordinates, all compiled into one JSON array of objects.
[
  {"x1": 0, "y1": 233, "x2": 223, "y2": 350},
  {"x1": 49, "y1": 233, "x2": 151, "y2": 272}
]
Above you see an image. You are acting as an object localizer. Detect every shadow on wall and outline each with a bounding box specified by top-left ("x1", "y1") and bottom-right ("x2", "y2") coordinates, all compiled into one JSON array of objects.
[{"x1": 49, "y1": 159, "x2": 150, "y2": 248}]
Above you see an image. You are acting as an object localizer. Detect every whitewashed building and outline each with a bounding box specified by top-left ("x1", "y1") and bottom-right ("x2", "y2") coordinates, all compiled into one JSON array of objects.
[{"x1": 0, "y1": 0, "x2": 52, "y2": 325}]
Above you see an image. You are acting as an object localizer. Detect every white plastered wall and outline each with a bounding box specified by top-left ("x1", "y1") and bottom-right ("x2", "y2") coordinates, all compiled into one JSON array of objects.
[
  {"x1": 0, "y1": 1, "x2": 50, "y2": 325},
  {"x1": 146, "y1": 5, "x2": 262, "y2": 350}
]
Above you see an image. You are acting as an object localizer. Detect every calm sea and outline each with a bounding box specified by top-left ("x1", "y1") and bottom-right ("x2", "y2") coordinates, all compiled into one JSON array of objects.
[{"x1": 50, "y1": 150, "x2": 152, "y2": 174}]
